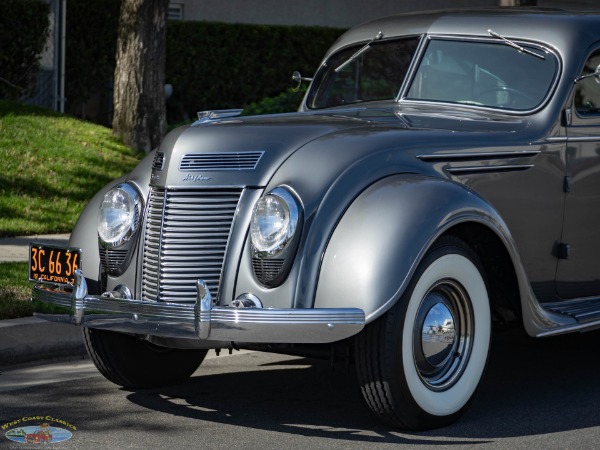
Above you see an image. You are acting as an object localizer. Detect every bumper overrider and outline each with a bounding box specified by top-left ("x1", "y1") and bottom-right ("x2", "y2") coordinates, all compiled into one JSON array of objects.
[{"x1": 32, "y1": 270, "x2": 365, "y2": 344}]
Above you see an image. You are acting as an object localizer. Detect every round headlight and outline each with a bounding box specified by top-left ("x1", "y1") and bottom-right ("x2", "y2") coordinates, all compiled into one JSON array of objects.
[
  {"x1": 250, "y1": 188, "x2": 299, "y2": 257},
  {"x1": 98, "y1": 183, "x2": 143, "y2": 248}
]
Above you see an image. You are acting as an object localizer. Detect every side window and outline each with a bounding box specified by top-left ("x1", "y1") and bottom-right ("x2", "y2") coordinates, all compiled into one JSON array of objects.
[{"x1": 575, "y1": 50, "x2": 600, "y2": 115}]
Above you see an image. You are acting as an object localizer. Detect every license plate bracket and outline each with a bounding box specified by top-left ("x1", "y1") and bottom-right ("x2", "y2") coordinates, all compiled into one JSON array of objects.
[{"x1": 29, "y1": 243, "x2": 82, "y2": 286}]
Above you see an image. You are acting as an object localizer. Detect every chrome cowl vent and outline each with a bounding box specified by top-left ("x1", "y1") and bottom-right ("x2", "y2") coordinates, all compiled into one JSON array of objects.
[{"x1": 141, "y1": 188, "x2": 242, "y2": 303}]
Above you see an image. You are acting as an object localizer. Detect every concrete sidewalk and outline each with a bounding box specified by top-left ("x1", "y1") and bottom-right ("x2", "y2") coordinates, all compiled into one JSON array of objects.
[
  {"x1": 0, "y1": 234, "x2": 85, "y2": 367},
  {"x1": 0, "y1": 233, "x2": 70, "y2": 263}
]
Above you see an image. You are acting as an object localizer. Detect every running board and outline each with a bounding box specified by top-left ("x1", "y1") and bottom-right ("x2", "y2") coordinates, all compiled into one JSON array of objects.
[
  {"x1": 544, "y1": 297, "x2": 600, "y2": 324},
  {"x1": 538, "y1": 298, "x2": 600, "y2": 336}
]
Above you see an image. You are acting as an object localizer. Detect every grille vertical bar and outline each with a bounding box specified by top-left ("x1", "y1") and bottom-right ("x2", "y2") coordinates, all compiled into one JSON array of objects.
[{"x1": 142, "y1": 188, "x2": 242, "y2": 303}]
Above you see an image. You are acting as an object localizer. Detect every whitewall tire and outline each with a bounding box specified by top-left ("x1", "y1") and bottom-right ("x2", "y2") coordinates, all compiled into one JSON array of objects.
[{"x1": 355, "y1": 236, "x2": 491, "y2": 430}]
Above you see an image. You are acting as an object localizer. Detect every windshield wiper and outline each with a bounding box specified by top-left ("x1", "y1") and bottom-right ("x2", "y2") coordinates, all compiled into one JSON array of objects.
[
  {"x1": 488, "y1": 29, "x2": 545, "y2": 60},
  {"x1": 335, "y1": 31, "x2": 384, "y2": 73}
]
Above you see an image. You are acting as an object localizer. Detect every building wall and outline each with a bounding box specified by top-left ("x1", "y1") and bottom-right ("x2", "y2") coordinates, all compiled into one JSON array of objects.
[{"x1": 171, "y1": 0, "x2": 599, "y2": 28}]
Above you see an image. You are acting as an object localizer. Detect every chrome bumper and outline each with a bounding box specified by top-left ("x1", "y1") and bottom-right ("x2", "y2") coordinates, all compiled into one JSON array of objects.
[{"x1": 32, "y1": 270, "x2": 365, "y2": 344}]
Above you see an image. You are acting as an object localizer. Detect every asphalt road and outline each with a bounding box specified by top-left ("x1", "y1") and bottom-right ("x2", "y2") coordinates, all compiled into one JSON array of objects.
[{"x1": 2, "y1": 328, "x2": 600, "y2": 449}]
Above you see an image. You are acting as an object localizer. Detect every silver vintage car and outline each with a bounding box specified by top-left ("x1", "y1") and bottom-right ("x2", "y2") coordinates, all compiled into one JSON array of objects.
[{"x1": 31, "y1": 9, "x2": 600, "y2": 430}]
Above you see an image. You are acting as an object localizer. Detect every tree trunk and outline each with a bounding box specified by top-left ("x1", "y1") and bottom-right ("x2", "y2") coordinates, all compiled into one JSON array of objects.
[{"x1": 112, "y1": 0, "x2": 169, "y2": 152}]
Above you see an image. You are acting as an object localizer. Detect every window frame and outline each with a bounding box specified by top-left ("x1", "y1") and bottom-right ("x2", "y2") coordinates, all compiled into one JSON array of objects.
[
  {"x1": 572, "y1": 47, "x2": 600, "y2": 120},
  {"x1": 399, "y1": 35, "x2": 561, "y2": 115}
]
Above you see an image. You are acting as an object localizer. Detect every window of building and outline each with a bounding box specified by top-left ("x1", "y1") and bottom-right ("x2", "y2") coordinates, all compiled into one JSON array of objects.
[{"x1": 168, "y1": 3, "x2": 184, "y2": 21}]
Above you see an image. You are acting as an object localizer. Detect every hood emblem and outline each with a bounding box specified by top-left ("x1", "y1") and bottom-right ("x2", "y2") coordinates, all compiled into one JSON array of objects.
[
  {"x1": 182, "y1": 173, "x2": 211, "y2": 182},
  {"x1": 193, "y1": 109, "x2": 244, "y2": 126}
]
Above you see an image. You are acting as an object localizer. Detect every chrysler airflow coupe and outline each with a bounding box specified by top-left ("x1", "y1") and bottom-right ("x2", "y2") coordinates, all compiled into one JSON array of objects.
[{"x1": 31, "y1": 9, "x2": 600, "y2": 429}]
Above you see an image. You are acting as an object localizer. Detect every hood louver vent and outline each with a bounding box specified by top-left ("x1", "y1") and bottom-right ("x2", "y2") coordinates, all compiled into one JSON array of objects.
[{"x1": 180, "y1": 152, "x2": 264, "y2": 171}]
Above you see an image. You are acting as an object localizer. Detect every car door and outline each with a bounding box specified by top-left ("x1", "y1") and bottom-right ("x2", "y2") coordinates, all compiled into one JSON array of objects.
[{"x1": 556, "y1": 47, "x2": 600, "y2": 299}]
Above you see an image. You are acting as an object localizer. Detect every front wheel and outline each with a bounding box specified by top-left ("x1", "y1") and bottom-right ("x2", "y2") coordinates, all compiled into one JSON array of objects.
[
  {"x1": 83, "y1": 328, "x2": 207, "y2": 389},
  {"x1": 355, "y1": 237, "x2": 491, "y2": 430}
]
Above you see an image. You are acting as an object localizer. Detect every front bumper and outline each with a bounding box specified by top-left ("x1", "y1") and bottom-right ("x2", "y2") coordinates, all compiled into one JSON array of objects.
[{"x1": 32, "y1": 270, "x2": 365, "y2": 344}]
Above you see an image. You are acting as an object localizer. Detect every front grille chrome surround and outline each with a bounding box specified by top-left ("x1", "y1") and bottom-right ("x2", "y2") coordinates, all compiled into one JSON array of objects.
[{"x1": 141, "y1": 188, "x2": 243, "y2": 303}]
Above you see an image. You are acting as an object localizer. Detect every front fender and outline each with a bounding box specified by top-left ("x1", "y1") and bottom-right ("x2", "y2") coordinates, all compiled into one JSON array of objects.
[
  {"x1": 68, "y1": 176, "x2": 127, "y2": 291},
  {"x1": 68, "y1": 150, "x2": 154, "y2": 292},
  {"x1": 313, "y1": 174, "x2": 512, "y2": 322}
]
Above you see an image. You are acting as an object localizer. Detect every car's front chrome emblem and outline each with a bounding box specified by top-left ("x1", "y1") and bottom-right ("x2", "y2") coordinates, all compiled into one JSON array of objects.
[{"x1": 182, "y1": 173, "x2": 211, "y2": 182}]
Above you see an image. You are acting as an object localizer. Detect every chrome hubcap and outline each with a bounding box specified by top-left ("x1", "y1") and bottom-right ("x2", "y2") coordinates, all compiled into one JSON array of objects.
[{"x1": 413, "y1": 279, "x2": 474, "y2": 391}]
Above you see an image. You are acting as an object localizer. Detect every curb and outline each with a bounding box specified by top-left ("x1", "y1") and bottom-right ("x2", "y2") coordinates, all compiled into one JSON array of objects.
[
  {"x1": 0, "y1": 316, "x2": 86, "y2": 367},
  {"x1": 1, "y1": 234, "x2": 79, "y2": 366}
]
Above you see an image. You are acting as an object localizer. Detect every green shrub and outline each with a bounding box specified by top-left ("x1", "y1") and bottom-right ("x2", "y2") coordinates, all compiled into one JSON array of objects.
[
  {"x1": 243, "y1": 86, "x2": 308, "y2": 116},
  {"x1": 166, "y1": 22, "x2": 341, "y2": 121},
  {"x1": 62, "y1": 4, "x2": 343, "y2": 124},
  {"x1": 65, "y1": 0, "x2": 121, "y2": 113},
  {"x1": 0, "y1": 0, "x2": 50, "y2": 100}
]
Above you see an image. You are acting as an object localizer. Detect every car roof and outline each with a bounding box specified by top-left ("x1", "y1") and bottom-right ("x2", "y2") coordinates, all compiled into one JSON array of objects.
[{"x1": 325, "y1": 9, "x2": 600, "y2": 61}]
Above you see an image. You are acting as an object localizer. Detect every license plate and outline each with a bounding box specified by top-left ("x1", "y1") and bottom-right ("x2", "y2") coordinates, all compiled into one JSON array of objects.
[{"x1": 29, "y1": 243, "x2": 82, "y2": 286}]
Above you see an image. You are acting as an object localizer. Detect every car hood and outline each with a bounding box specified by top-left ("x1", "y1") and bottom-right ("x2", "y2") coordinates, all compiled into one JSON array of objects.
[{"x1": 152, "y1": 107, "x2": 529, "y2": 189}]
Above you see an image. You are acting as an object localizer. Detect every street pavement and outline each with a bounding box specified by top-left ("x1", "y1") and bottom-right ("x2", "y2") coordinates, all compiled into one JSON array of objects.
[{"x1": 4, "y1": 331, "x2": 600, "y2": 449}]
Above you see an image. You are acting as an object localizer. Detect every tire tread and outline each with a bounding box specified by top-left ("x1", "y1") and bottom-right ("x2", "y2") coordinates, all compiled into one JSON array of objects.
[{"x1": 83, "y1": 328, "x2": 206, "y2": 389}]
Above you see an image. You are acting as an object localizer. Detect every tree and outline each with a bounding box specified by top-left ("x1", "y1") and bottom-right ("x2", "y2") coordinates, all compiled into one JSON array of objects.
[
  {"x1": 112, "y1": 0, "x2": 169, "y2": 152},
  {"x1": 0, "y1": 0, "x2": 50, "y2": 100}
]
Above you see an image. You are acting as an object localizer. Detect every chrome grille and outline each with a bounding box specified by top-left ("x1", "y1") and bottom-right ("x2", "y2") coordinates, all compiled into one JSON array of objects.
[
  {"x1": 252, "y1": 258, "x2": 285, "y2": 284},
  {"x1": 180, "y1": 152, "x2": 263, "y2": 171},
  {"x1": 142, "y1": 188, "x2": 242, "y2": 303},
  {"x1": 100, "y1": 248, "x2": 128, "y2": 274}
]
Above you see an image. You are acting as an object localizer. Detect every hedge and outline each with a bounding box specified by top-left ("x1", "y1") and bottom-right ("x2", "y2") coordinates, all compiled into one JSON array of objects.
[
  {"x1": 65, "y1": 0, "x2": 121, "y2": 112},
  {"x1": 0, "y1": 0, "x2": 50, "y2": 100},
  {"x1": 63, "y1": 0, "x2": 343, "y2": 122},
  {"x1": 166, "y1": 22, "x2": 342, "y2": 121}
]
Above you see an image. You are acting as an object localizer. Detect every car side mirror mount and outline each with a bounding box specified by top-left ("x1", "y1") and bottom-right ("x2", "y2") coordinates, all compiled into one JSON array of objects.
[
  {"x1": 575, "y1": 63, "x2": 600, "y2": 84},
  {"x1": 292, "y1": 71, "x2": 313, "y2": 92}
]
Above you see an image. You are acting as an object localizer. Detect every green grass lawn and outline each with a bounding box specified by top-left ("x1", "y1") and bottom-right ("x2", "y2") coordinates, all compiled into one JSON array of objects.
[
  {"x1": 0, "y1": 262, "x2": 66, "y2": 319},
  {"x1": 0, "y1": 100, "x2": 142, "y2": 237},
  {"x1": 0, "y1": 100, "x2": 143, "y2": 319}
]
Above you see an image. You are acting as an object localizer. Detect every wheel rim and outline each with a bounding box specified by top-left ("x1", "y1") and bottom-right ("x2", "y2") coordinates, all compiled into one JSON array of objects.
[{"x1": 412, "y1": 279, "x2": 474, "y2": 391}]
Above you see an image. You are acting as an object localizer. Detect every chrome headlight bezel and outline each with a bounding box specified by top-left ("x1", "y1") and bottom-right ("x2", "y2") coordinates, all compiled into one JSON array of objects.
[
  {"x1": 250, "y1": 187, "x2": 300, "y2": 258},
  {"x1": 98, "y1": 182, "x2": 144, "y2": 249},
  {"x1": 250, "y1": 187, "x2": 303, "y2": 288}
]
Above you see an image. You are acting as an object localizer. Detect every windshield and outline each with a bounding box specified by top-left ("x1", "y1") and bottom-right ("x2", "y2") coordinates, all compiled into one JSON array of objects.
[
  {"x1": 307, "y1": 36, "x2": 420, "y2": 109},
  {"x1": 307, "y1": 36, "x2": 558, "y2": 112},
  {"x1": 406, "y1": 38, "x2": 558, "y2": 111}
]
